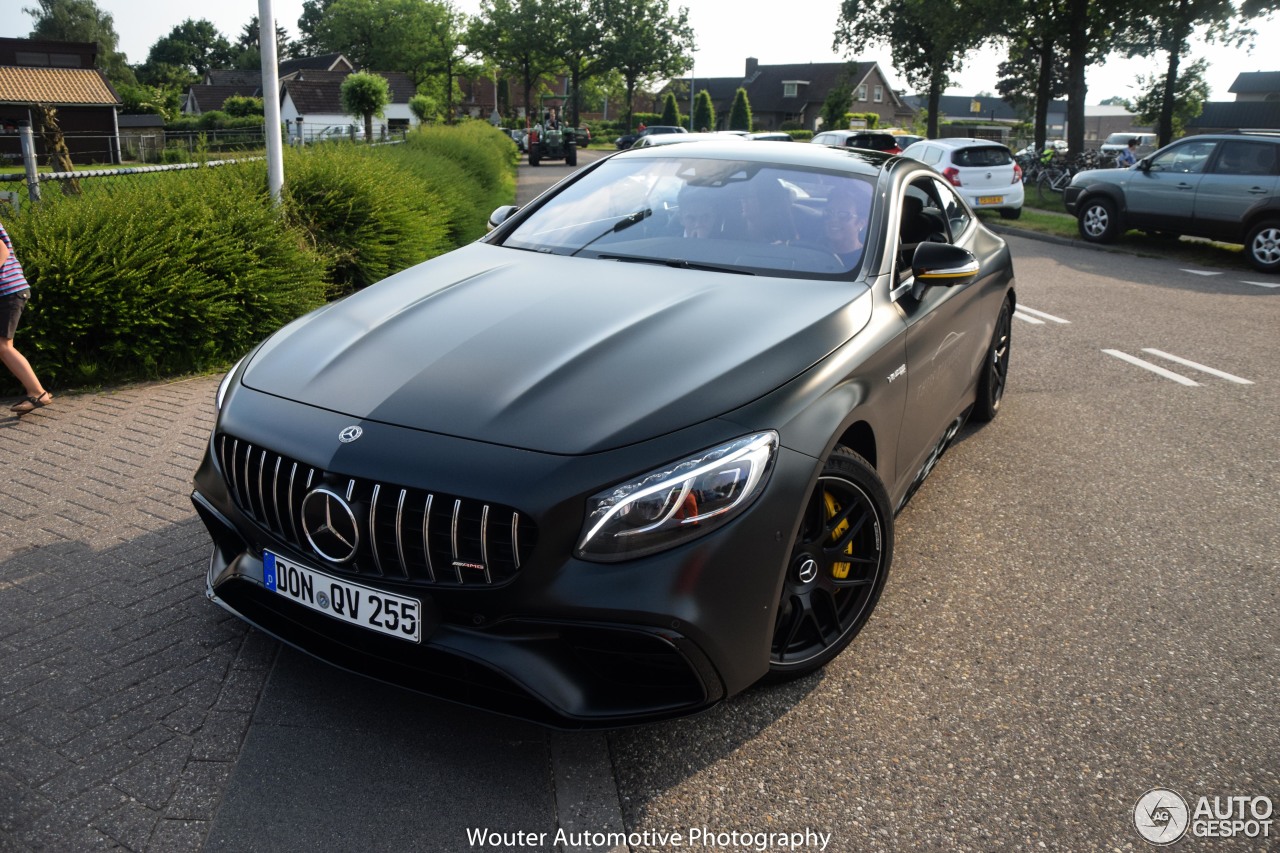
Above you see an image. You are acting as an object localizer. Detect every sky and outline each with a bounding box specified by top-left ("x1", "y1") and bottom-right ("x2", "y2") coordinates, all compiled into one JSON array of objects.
[{"x1": 6, "y1": 0, "x2": 1279, "y2": 103}]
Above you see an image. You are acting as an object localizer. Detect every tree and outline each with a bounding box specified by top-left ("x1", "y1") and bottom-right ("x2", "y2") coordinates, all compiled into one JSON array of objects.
[
  {"x1": 692, "y1": 89, "x2": 714, "y2": 132},
  {"x1": 295, "y1": 0, "x2": 335, "y2": 56},
  {"x1": 660, "y1": 92, "x2": 681, "y2": 126},
  {"x1": 1129, "y1": 57, "x2": 1210, "y2": 140},
  {"x1": 468, "y1": 0, "x2": 558, "y2": 128},
  {"x1": 820, "y1": 79, "x2": 853, "y2": 131},
  {"x1": 409, "y1": 93, "x2": 435, "y2": 123},
  {"x1": 142, "y1": 19, "x2": 234, "y2": 79},
  {"x1": 341, "y1": 71, "x2": 391, "y2": 141},
  {"x1": 597, "y1": 0, "x2": 695, "y2": 132},
  {"x1": 1124, "y1": 0, "x2": 1280, "y2": 146},
  {"x1": 835, "y1": 0, "x2": 989, "y2": 140},
  {"x1": 994, "y1": 12, "x2": 1069, "y2": 151},
  {"x1": 232, "y1": 15, "x2": 293, "y2": 69},
  {"x1": 728, "y1": 87, "x2": 752, "y2": 131},
  {"x1": 22, "y1": 0, "x2": 135, "y2": 86},
  {"x1": 543, "y1": 0, "x2": 609, "y2": 128}
]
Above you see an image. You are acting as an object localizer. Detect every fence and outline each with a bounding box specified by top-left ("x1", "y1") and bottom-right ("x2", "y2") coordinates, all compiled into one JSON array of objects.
[{"x1": 0, "y1": 122, "x2": 408, "y2": 209}]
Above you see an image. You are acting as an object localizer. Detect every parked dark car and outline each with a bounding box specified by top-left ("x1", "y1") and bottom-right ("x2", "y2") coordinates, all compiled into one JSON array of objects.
[
  {"x1": 194, "y1": 142, "x2": 1017, "y2": 727},
  {"x1": 812, "y1": 129, "x2": 902, "y2": 154},
  {"x1": 1064, "y1": 132, "x2": 1280, "y2": 272},
  {"x1": 615, "y1": 125, "x2": 687, "y2": 149}
]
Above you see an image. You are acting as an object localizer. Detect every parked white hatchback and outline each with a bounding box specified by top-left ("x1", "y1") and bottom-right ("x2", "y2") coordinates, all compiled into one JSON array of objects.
[{"x1": 900, "y1": 138, "x2": 1025, "y2": 219}]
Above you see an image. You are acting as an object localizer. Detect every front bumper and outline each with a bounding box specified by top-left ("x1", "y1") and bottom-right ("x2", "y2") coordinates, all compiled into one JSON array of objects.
[{"x1": 192, "y1": 389, "x2": 818, "y2": 728}]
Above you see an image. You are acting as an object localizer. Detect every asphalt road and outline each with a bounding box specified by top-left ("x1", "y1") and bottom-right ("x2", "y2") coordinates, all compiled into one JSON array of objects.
[{"x1": 2, "y1": 147, "x2": 1275, "y2": 852}]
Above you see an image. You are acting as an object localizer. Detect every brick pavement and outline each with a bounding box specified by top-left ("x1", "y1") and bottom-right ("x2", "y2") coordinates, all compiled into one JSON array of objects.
[{"x1": 0, "y1": 377, "x2": 276, "y2": 852}]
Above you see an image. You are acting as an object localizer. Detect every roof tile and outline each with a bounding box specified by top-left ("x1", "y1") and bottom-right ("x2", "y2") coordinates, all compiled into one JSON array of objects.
[{"x1": 0, "y1": 65, "x2": 118, "y2": 105}]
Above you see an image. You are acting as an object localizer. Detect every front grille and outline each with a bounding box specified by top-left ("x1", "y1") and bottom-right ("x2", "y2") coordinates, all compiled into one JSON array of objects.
[{"x1": 216, "y1": 433, "x2": 536, "y2": 586}]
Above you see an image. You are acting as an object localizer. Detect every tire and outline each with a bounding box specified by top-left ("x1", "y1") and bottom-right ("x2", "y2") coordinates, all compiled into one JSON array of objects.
[
  {"x1": 1244, "y1": 219, "x2": 1280, "y2": 273},
  {"x1": 1077, "y1": 196, "x2": 1119, "y2": 243},
  {"x1": 769, "y1": 448, "x2": 892, "y2": 678},
  {"x1": 972, "y1": 296, "x2": 1013, "y2": 422},
  {"x1": 529, "y1": 147, "x2": 541, "y2": 167},
  {"x1": 999, "y1": 207, "x2": 1022, "y2": 220}
]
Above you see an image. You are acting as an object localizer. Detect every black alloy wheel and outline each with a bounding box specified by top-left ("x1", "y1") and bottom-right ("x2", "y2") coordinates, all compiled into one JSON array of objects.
[
  {"x1": 769, "y1": 448, "x2": 892, "y2": 677},
  {"x1": 973, "y1": 297, "x2": 1013, "y2": 422}
]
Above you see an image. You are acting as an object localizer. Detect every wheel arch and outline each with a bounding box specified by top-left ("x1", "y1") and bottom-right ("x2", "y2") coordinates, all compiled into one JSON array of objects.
[{"x1": 835, "y1": 420, "x2": 877, "y2": 471}]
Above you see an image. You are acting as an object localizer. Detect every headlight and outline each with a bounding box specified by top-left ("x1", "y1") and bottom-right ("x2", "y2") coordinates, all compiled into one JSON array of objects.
[
  {"x1": 576, "y1": 432, "x2": 778, "y2": 562},
  {"x1": 216, "y1": 355, "x2": 246, "y2": 411}
]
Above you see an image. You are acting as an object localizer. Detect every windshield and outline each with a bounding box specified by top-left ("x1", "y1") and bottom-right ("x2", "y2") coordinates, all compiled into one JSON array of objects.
[{"x1": 498, "y1": 156, "x2": 876, "y2": 278}]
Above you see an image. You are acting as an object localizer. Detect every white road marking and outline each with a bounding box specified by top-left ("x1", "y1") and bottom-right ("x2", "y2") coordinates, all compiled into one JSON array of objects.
[
  {"x1": 1182, "y1": 269, "x2": 1224, "y2": 276},
  {"x1": 1013, "y1": 311, "x2": 1045, "y2": 325},
  {"x1": 1241, "y1": 280, "x2": 1280, "y2": 289},
  {"x1": 1102, "y1": 350, "x2": 1200, "y2": 386},
  {"x1": 1016, "y1": 305, "x2": 1071, "y2": 324},
  {"x1": 1141, "y1": 349, "x2": 1254, "y2": 384}
]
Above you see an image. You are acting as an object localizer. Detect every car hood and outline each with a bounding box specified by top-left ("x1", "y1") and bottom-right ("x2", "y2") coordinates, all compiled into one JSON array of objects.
[{"x1": 242, "y1": 243, "x2": 872, "y2": 454}]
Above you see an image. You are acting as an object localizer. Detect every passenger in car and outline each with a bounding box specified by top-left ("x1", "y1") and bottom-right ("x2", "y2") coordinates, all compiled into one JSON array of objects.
[
  {"x1": 822, "y1": 185, "x2": 870, "y2": 266},
  {"x1": 738, "y1": 178, "x2": 799, "y2": 244},
  {"x1": 678, "y1": 185, "x2": 724, "y2": 239}
]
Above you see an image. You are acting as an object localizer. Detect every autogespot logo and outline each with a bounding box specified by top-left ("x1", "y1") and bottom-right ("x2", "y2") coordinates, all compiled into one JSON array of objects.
[{"x1": 1135, "y1": 788, "x2": 1190, "y2": 845}]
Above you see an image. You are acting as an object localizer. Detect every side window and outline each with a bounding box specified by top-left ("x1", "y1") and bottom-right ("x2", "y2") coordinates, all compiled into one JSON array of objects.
[
  {"x1": 874, "y1": 85, "x2": 883, "y2": 103},
  {"x1": 932, "y1": 179, "x2": 971, "y2": 237},
  {"x1": 1149, "y1": 140, "x2": 1217, "y2": 174},
  {"x1": 857, "y1": 84, "x2": 867, "y2": 101},
  {"x1": 921, "y1": 146, "x2": 942, "y2": 166},
  {"x1": 896, "y1": 179, "x2": 951, "y2": 284},
  {"x1": 1212, "y1": 141, "x2": 1278, "y2": 176}
]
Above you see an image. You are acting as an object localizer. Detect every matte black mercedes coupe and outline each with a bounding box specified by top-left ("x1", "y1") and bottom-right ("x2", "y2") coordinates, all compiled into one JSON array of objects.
[{"x1": 193, "y1": 141, "x2": 1016, "y2": 727}]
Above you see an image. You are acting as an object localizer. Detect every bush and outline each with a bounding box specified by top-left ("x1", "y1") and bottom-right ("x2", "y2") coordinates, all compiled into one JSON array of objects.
[
  {"x1": 2, "y1": 123, "x2": 518, "y2": 393},
  {"x1": 6, "y1": 164, "x2": 328, "y2": 389}
]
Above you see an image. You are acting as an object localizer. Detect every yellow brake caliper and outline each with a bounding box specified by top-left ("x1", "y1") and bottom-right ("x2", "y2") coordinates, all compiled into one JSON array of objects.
[{"x1": 824, "y1": 491, "x2": 853, "y2": 579}]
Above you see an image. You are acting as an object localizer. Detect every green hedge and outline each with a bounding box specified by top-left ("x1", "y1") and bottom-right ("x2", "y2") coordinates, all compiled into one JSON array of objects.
[{"x1": 2, "y1": 124, "x2": 517, "y2": 393}]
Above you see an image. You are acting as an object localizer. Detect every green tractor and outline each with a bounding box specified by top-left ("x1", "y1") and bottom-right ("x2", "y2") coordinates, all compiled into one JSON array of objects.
[{"x1": 527, "y1": 110, "x2": 577, "y2": 167}]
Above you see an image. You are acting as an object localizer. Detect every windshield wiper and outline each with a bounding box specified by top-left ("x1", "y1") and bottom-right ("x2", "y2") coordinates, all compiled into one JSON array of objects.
[
  {"x1": 598, "y1": 255, "x2": 755, "y2": 275},
  {"x1": 570, "y1": 209, "x2": 652, "y2": 257}
]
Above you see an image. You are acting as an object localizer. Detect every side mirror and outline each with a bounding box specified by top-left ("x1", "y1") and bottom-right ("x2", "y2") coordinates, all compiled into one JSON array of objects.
[
  {"x1": 487, "y1": 205, "x2": 519, "y2": 232},
  {"x1": 910, "y1": 242, "x2": 979, "y2": 297}
]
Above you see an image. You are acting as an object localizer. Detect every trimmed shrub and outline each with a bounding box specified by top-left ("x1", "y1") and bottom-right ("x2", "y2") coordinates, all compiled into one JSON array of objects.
[
  {"x1": 6, "y1": 164, "x2": 328, "y2": 389},
  {"x1": 2, "y1": 122, "x2": 517, "y2": 393}
]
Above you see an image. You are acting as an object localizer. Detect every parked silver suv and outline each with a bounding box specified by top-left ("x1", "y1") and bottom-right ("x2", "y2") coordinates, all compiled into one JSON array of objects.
[{"x1": 1064, "y1": 133, "x2": 1280, "y2": 272}]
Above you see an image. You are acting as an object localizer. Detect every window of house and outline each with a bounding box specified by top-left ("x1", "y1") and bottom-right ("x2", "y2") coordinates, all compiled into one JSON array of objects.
[
  {"x1": 857, "y1": 84, "x2": 867, "y2": 101},
  {"x1": 784, "y1": 83, "x2": 797, "y2": 98},
  {"x1": 874, "y1": 85, "x2": 883, "y2": 103}
]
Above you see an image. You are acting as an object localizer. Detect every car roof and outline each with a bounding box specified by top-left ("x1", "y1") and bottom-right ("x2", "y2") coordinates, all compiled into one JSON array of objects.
[
  {"x1": 615, "y1": 138, "x2": 893, "y2": 178},
  {"x1": 912, "y1": 137, "x2": 1011, "y2": 149}
]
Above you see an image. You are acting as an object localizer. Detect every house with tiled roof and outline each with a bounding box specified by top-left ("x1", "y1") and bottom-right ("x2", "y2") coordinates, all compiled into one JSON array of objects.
[
  {"x1": 1227, "y1": 71, "x2": 1280, "y2": 102},
  {"x1": 0, "y1": 37, "x2": 122, "y2": 165},
  {"x1": 1185, "y1": 70, "x2": 1280, "y2": 133},
  {"x1": 278, "y1": 69, "x2": 418, "y2": 139},
  {"x1": 667, "y1": 58, "x2": 913, "y2": 132}
]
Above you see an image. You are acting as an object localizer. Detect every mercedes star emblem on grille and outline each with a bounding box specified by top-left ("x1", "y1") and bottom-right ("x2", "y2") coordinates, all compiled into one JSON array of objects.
[
  {"x1": 338, "y1": 425, "x2": 363, "y2": 443},
  {"x1": 300, "y1": 488, "x2": 361, "y2": 563}
]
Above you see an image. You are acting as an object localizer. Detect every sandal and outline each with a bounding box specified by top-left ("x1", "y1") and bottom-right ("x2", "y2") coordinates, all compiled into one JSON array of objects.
[{"x1": 11, "y1": 390, "x2": 53, "y2": 414}]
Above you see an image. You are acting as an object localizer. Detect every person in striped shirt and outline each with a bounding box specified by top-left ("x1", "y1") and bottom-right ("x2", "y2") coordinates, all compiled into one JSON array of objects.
[{"x1": 1, "y1": 219, "x2": 51, "y2": 414}]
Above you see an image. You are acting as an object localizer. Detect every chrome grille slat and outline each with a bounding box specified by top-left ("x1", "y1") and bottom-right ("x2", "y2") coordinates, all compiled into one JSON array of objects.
[
  {"x1": 369, "y1": 484, "x2": 385, "y2": 576},
  {"x1": 479, "y1": 504, "x2": 492, "y2": 584},
  {"x1": 451, "y1": 499, "x2": 462, "y2": 582},
  {"x1": 422, "y1": 494, "x2": 435, "y2": 582},
  {"x1": 394, "y1": 489, "x2": 409, "y2": 580},
  {"x1": 215, "y1": 432, "x2": 533, "y2": 587}
]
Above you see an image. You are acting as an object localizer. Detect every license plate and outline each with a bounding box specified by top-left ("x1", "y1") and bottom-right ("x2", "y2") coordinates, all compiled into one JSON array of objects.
[
  {"x1": 264, "y1": 551, "x2": 422, "y2": 643},
  {"x1": 977, "y1": 195, "x2": 1004, "y2": 205}
]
